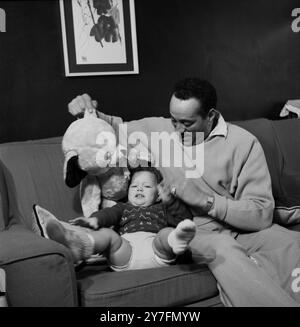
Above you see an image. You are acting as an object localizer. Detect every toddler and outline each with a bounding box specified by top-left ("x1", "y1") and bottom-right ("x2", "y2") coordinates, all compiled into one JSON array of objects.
[{"x1": 33, "y1": 167, "x2": 196, "y2": 271}]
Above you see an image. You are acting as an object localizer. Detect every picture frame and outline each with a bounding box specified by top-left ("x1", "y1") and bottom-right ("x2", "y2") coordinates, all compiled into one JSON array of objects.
[{"x1": 59, "y1": 0, "x2": 139, "y2": 76}]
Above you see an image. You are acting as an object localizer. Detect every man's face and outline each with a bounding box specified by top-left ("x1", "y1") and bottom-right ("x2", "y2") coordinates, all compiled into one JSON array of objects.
[
  {"x1": 169, "y1": 94, "x2": 211, "y2": 145},
  {"x1": 128, "y1": 171, "x2": 158, "y2": 207}
]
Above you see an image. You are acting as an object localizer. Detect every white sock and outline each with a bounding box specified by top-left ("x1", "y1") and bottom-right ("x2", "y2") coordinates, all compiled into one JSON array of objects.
[
  {"x1": 46, "y1": 220, "x2": 95, "y2": 262},
  {"x1": 167, "y1": 219, "x2": 196, "y2": 255}
]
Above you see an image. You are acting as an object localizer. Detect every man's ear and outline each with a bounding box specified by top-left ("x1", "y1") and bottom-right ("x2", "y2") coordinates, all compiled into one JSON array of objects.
[
  {"x1": 65, "y1": 155, "x2": 88, "y2": 188},
  {"x1": 208, "y1": 108, "x2": 217, "y2": 121}
]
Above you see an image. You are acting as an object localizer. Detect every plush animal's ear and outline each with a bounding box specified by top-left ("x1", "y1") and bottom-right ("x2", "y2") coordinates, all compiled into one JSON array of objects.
[{"x1": 65, "y1": 155, "x2": 87, "y2": 188}]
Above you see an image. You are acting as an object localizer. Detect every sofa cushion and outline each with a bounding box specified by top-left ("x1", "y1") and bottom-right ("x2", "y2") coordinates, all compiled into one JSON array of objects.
[
  {"x1": 1, "y1": 225, "x2": 78, "y2": 307},
  {"x1": 77, "y1": 263, "x2": 219, "y2": 307},
  {"x1": 235, "y1": 118, "x2": 300, "y2": 225},
  {"x1": 0, "y1": 137, "x2": 81, "y2": 230},
  {"x1": 270, "y1": 119, "x2": 300, "y2": 224}
]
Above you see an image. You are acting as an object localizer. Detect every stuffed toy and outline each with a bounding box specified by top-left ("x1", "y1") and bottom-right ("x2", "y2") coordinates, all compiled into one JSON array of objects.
[
  {"x1": 62, "y1": 109, "x2": 130, "y2": 217},
  {"x1": 62, "y1": 109, "x2": 154, "y2": 217}
]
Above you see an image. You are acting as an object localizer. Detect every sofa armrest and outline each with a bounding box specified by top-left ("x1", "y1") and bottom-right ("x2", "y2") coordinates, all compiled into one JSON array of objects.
[{"x1": 0, "y1": 224, "x2": 78, "y2": 306}]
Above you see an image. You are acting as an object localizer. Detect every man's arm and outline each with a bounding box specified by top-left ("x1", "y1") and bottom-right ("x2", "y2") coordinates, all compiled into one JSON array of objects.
[
  {"x1": 95, "y1": 110, "x2": 124, "y2": 135},
  {"x1": 68, "y1": 94, "x2": 171, "y2": 139},
  {"x1": 208, "y1": 138, "x2": 274, "y2": 231}
]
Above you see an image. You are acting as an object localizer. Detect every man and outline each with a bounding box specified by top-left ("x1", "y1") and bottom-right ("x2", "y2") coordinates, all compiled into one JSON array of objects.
[{"x1": 68, "y1": 78, "x2": 300, "y2": 306}]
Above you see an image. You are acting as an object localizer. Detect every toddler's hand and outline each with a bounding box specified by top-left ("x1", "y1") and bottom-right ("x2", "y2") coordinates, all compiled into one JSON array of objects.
[
  {"x1": 157, "y1": 182, "x2": 174, "y2": 204},
  {"x1": 69, "y1": 217, "x2": 99, "y2": 230}
]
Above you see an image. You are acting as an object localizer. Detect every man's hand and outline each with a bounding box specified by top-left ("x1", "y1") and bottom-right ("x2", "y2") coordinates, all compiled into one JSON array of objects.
[
  {"x1": 68, "y1": 93, "x2": 98, "y2": 117},
  {"x1": 157, "y1": 182, "x2": 174, "y2": 204},
  {"x1": 180, "y1": 183, "x2": 214, "y2": 214},
  {"x1": 69, "y1": 216, "x2": 99, "y2": 230}
]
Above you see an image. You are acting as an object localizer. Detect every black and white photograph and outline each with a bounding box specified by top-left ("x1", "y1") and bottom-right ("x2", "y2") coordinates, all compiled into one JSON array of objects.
[{"x1": 1, "y1": 0, "x2": 300, "y2": 316}]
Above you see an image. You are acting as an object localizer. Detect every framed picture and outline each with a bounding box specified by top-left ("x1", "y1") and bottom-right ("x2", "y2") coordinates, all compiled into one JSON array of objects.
[{"x1": 59, "y1": 0, "x2": 139, "y2": 76}]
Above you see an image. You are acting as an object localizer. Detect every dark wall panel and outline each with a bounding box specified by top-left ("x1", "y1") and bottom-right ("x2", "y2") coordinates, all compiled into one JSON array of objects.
[{"x1": 0, "y1": 0, "x2": 299, "y2": 142}]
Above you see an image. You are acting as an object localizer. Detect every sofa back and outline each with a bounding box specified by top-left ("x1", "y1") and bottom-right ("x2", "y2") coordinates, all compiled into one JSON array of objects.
[
  {"x1": 0, "y1": 137, "x2": 82, "y2": 231},
  {"x1": 235, "y1": 118, "x2": 300, "y2": 224},
  {"x1": 0, "y1": 118, "x2": 300, "y2": 231}
]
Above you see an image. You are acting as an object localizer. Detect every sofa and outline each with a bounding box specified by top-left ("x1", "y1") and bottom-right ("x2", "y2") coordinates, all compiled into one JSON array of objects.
[{"x1": 0, "y1": 117, "x2": 300, "y2": 307}]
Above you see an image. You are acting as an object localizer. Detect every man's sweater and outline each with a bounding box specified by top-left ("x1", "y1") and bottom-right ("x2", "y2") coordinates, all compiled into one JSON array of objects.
[
  {"x1": 91, "y1": 198, "x2": 192, "y2": 235},
  {"x1": 98, "y1": 111, "x2": 274, "y2": 235}
]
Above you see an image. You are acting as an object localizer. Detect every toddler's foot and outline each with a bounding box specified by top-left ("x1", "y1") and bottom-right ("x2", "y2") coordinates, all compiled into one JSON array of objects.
[
  {"x1": 32, "y1": 205, "x2": 60, "y2": 238},
  {"x1": 167, "y1": 219, "x2": 196, "y2": 255},
  {"x1": 32, "y1": 204, "x2": 94, "y2": 262},
  {"x1": 46, "y1": 219, "x2": 94, "y2": 262}
]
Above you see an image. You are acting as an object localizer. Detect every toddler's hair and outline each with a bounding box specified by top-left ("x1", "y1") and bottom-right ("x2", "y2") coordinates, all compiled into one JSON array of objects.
[{"x1": 129, "y1": 166, "x2": 163, "y2": 184}]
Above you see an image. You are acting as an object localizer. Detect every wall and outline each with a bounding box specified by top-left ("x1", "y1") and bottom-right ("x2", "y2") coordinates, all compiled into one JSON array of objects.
[{"x1": 0, "y1": 0, "x2": 299, "y2": 142}]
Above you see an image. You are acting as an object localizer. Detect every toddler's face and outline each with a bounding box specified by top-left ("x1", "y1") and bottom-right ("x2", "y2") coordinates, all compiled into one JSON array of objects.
[{"x1": 128, "y1": 171, "x2": 158, "y2": 207}]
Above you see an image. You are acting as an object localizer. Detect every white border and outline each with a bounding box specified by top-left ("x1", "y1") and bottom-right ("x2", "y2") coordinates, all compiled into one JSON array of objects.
[{"x1": 59, "y1": 0, "x2": 139, "y2": 76}]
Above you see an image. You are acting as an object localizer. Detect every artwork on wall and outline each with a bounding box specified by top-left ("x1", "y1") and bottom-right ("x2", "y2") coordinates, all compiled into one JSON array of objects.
[{"x1": 59, "y1": 0, "x2": 139, "y2": 76}]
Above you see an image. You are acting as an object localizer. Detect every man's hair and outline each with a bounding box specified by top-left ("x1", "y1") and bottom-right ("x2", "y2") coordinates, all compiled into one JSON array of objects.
[
  {"x1": 129, "y1": 166, "x2": 163, "y2": 184},
  {"x1": 172, "y1": 77, "x2": 217, "y2": 116}
]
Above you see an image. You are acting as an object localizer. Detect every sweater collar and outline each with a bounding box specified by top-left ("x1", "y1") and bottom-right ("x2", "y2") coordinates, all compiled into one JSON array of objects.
[{"x1": 206, "y1": 112, "x2": 228, "y2": 141}]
